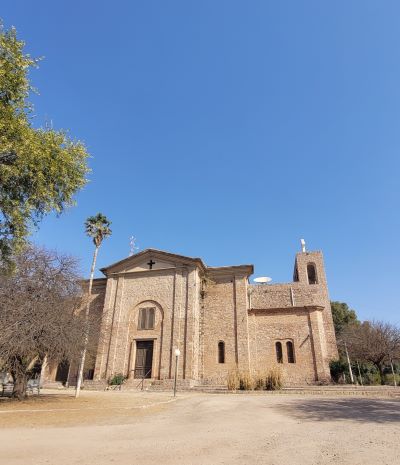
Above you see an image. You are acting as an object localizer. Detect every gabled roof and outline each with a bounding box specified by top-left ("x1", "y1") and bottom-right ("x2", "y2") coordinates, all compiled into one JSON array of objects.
[
  {"x1": 100, "y1": 248, "x2": 254, "y2": 277},
  {"x1": 100, "y1": 248, "x2": 206, "y2": 276}
]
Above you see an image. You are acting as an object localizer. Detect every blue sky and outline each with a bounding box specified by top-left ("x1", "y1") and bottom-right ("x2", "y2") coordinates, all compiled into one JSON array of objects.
[{"x1": 2, "y1": 1, "x2": 399, "y2": 324}]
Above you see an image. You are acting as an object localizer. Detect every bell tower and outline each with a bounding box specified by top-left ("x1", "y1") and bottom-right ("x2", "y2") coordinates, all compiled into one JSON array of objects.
[
  {"x1": 293, "y1": 240, "x2": 328, "y2": 288},
  {"x1": 293, "y1": 239, "x2": 338, "y2": 365}
]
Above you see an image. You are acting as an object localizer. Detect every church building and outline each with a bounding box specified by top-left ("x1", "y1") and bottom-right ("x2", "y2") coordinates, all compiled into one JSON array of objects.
[{"x1": 45, "y1": 244, "x2": 338, "y2": 388}]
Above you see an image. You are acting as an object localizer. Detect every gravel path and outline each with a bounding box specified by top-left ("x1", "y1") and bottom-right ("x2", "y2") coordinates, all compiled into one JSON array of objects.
[{"x1": 2, "y1": 391, "x2": 400, "y2": 465}]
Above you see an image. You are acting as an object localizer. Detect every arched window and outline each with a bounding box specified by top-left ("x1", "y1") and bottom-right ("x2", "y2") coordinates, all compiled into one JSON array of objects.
[
  {"x1": 307, "y1": 263, "x2": 318, "y2": 285},
  {"x1": 286, "y1": 341, "x2": 295, "y2": 363},
  {"x1": 275, "y1": 342, "x2": 283, "y2": 364},
  {"x1": 218, "y1": 341, "x2": 225, "y2": 364}
]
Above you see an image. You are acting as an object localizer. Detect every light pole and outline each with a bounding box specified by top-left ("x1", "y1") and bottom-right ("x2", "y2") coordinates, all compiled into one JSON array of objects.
[{"x1": 173, "y1": 348, "x2": 180, "y2": 397}]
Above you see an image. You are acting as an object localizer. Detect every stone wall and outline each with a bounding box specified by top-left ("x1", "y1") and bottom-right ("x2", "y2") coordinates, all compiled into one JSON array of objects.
[
  {"x1": 248, "y1": 250, "x2": 338, "y2": 382},
  {"x1": 250, "y1": 282, "x2": 325, "y2": 309},
  {"x1": 200, "y1": 275, "x2": 237, "y2": 384},
  {"x1": 248, "y1": 308, "x2": 318, "y2": 385},
  {"x1": 93, "y1": 266, "x2": 201, "y2": 384},
  {"x1": 294, "y1": 251, "x2": 338, "y2": 362},
  {"x1": 83, "y1": 248, "x2": 338, "y2": 388}
]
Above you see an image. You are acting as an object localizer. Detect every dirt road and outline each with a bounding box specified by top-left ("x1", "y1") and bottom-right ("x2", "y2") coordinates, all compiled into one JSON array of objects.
[{"x1": 1, "y1": 391, "x2": 400, "y2": 465}]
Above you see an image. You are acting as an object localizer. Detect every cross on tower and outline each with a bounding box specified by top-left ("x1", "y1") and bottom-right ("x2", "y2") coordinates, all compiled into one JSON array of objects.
[{"x1": 147, "y1": 259, "x2": 155, "y2": 270}]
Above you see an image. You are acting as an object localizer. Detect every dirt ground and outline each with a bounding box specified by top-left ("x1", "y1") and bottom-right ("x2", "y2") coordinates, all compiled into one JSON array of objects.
[{"x1": 1, "y1": 389, "x2": 400, "y2": 465}]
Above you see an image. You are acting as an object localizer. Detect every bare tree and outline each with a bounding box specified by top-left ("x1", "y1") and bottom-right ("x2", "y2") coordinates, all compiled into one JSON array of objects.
[
  {"x1": 0, "y1": 245, "x2": 87, "y2": 399},
  {"x1": 342, "y1": 320, "x2": 400, "y2": 385}
]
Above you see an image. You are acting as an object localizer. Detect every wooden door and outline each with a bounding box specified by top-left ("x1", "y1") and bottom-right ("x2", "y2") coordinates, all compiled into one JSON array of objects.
[{"x1": 134, "y1": 341, "x2": 153, "y2": 378}]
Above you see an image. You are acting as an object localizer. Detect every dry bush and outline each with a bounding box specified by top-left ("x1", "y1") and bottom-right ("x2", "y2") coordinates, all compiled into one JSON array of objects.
[
  {"x1": 227, "y1": 366, "x2": 284, "y2": 392},
  {"x1": 265, "y1": 366, "x2": 283, "y2": 390},
  {"x1": 239, "y1": 371, "x2": 254, "y2": 390},
  {"x1": 253, "y1": 371, "x2": 266, "y2": 390},
  {"x1": 227, "y1": 369, "x2": 240, "y2": 391},
  {"x1": 226, "y1": 369, "x2": 253, "y2": 391}
]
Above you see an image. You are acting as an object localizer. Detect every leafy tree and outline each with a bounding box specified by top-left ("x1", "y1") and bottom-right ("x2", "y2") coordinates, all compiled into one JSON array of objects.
[
  {"x1": 0, "y1": 245, "x2": 88, "y2": 399},
  {"x1": 75, "y1": 213, "x2": 111, "y2": 397},
  {"x1": 0, "y1": 23, "x2": 89, "y2": 270},
  {"x1": 331, "y1": 301, "x2": 359, "y2": 337}
]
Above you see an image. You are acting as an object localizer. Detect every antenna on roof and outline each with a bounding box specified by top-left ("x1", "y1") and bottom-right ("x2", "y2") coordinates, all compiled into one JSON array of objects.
[
  {"x1": 300, "y1": 238, "x2": 306, "y2": 253},
  {"x1": 253, "y1": 276, "x2": 272, "y2": 285},
  {"x1": 129, "y1": 236, "x2": 139, "y2": 256}
]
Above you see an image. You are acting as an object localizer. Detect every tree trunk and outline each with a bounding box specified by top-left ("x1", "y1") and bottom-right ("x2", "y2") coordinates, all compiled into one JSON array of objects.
[
  {"x1": 377, "y1": 363, "x2": 386, "y2": 385},
  {"x1": 12, "y1": 374, "x2": 28, "y2": 400},
  {"x1": 10, "y1": 362, "x2": 29, "y2": 400},
  {"x1": 75, "y1": 245, "x2": 99, "y2": 398}
]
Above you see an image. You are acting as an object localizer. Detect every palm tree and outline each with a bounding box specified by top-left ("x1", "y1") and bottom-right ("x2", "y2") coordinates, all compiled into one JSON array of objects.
[{"x1": 75, "y1": 213, "x2": 111, "y2": 398}]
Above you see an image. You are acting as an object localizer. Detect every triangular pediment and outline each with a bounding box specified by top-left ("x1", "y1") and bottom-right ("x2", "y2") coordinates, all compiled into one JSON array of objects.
[{"x1": 100, "y1": 249, "x2": 206, "y2": 276}]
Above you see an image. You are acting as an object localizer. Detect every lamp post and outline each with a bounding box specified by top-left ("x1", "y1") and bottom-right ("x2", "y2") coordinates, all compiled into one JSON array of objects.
[{"x1": 173, "y1": 348, "x2": 180, "y2": 397}]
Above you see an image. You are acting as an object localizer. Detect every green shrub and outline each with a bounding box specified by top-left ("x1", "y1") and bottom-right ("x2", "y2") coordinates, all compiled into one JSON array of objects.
[
  {"x1": 109, "y1": 373, "x2": 126, "y2": 386},
  {"x1": 363, "y1": 371, "x2": 380, "y2": 385},
  {"x1": 383, "y1": 373, "x2": 400, "y2": 386},
  {"x1": 330, "y1": 359, "x2": 348, "y2": 382}
]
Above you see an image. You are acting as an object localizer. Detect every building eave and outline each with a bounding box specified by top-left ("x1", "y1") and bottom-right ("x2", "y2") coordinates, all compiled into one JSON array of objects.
[{"x1": 207, "y1": 264, "x2": 254, "y2": 277}]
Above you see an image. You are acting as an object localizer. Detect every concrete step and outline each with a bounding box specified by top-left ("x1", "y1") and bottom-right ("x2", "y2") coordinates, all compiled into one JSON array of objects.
[
  {"x1": 41, "y1": 381, "x2": 66, "y2": 389},
  {"x1": 190, "y1": 385, "x2": 227, "y2": 391},
  {"x1": 192, "y1": 386, "x2": 400, "y2": 397},
  {"x1": 82, "y1": 380, "x2": 108, "y2": 390}
]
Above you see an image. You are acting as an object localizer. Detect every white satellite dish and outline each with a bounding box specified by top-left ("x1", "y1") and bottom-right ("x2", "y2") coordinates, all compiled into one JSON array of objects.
[{"x1": 254, "y1": 276, "x2": 272, "y2": 284}]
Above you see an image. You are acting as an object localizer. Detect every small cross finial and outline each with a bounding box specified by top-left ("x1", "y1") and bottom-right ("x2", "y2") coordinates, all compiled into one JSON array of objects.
[
  {"x1": 147, "y1": 259, "x2": 156, "y2": 270},
  {"x1": 300, "y1": 238, "x2": 306, "y2": 253}
]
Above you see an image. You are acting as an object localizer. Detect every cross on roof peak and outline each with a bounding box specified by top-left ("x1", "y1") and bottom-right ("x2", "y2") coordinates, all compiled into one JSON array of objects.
[{"x1": 147, "y1": 259, "x2": 156, "y2": 270}]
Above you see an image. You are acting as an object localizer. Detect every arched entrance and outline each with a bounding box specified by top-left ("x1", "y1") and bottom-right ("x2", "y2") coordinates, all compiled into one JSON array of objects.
[{"x1": 128, "y1": 300, "x2": 164, "y2": 380}]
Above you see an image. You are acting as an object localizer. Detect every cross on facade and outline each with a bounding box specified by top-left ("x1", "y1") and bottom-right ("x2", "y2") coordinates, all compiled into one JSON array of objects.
[{"x1": 147, "y1": 259, "x2": 155, "y2": 270}]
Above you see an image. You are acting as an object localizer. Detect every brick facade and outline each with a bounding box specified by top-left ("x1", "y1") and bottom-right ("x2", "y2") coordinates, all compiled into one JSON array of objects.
[{"x1": 44, "y1": 247, "x2": 338, "y2": 387}]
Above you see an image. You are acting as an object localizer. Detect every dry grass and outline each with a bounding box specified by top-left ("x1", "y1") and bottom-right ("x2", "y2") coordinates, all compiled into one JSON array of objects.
[
  {"x1": 0, "y1": 389, "x2": 177, "y2": 428},
  {"x1": 227, "y1": 370, "x2": 240, "y2": 391},
  {"x1": 227, "y1": 367, "x2": 283, "y2": 391},
  {"x1": 265, "y1": 367, "x2": 283, "y2": 390}
]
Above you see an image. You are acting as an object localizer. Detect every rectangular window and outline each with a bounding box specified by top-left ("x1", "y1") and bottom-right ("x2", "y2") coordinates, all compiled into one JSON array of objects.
[{"x1": 138, "y1": 307, "x2": 155, "y2": 330}]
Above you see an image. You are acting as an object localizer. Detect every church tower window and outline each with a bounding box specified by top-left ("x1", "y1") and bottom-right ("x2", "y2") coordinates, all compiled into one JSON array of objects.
[
  {"x1": 218, "y1": 341, "x2": 225, "y2": 364},
  {"x1": 307, "y1": 263, "x2": 318, "y2": 284},
  {"x1": 138, "y1": 307, "x2": 155, "y2": 330},
  {"x1": 275, "y1": 342, "x2": 283, "y2": 363}
]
